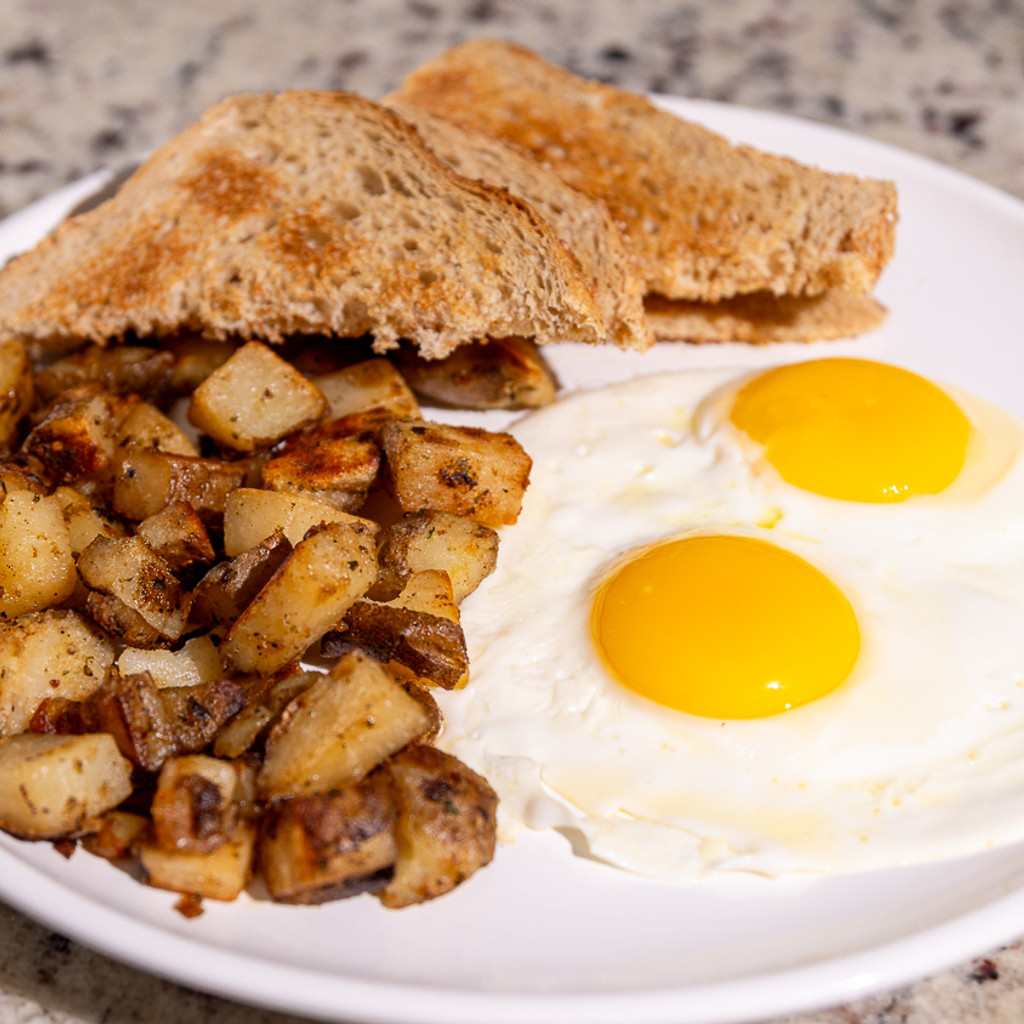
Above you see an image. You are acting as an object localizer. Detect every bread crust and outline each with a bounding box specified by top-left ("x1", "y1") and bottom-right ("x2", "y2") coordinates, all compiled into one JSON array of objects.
[
  {"x1": 0, "y1": 90, "x2": 607, "y2": 359},
  {"x1": 389, "y1": 40, "x2": 898, "y2": 304}
]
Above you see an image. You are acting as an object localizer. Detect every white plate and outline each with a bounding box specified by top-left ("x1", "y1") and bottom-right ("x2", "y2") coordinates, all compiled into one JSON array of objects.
[{"x1": 3, "y1": 97, "x2": 1024, "y2": 1024}]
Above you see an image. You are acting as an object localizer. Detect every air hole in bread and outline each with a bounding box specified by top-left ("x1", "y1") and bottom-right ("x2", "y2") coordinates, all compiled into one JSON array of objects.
[
  {"x1": 334, "y1": 201, "x2": 361, "y2": 222},
  {"x1": 302, "y1": 224, "x2": 332, "y2": 248},
  {"x1": 444, "y1": 196, "x2": 465, "y2": 214},
  {"x1": 386, "y1": 172, "x2": 414, "y2": 198},
  {"x1": 419, "y1": 269, "x2": 439, "y2": 286},
  {"x1": 403, "y1": 239, "x2": 419, "y2": 252},
  {"x1": 357, "y1": 165, "x2": 385, "y2": 196}
]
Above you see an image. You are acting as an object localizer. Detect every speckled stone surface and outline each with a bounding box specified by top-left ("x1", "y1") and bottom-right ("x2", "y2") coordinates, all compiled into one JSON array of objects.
[{"x1": 2, "y1": 2, "x2": 1024, "y2": 1022}]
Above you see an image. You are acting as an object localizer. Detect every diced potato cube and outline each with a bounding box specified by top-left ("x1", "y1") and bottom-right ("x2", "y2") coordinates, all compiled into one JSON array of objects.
[
  {"x1": 257, "y1": 652, "x2": 432, "y2": 801},
  {"x1": 0, "y1": 733, "x2": 133, "y2": 840},
  {"x1": 77, "y1": 535, "x2": 186, "y2": 641},
  {"x1": 0, "y1": 339, "x2": 34, "y2": 453},
  {"x1": 33, "y1": 344, "x2": 175, "y2": 403},
  {"x1": 53, "y1": 486, "x2": 126, "y2": 554},
  {"x1": 189, "y1": 531, "x2": 292, "y2": 627},
  {"x1": 21, "y1": 392, "x2": 128, "y2": 485},
  {"x1": 117, "y1": 634, "x2": 223, "y2": 690},
  {"x1": 220, "y1": 520, "x2": 377, "y2": 674},
  {"x1": 381, "y1": 419, "x2": 531, "y2": 526},
  {"x1": 115, "y1": 400, "x2": 198, "y2": 458},
  {"x1": 259, "y1": 771, "x2": 397, "y2": 904},
  {"x1": 112, "y1": 450, "x2": 246, "y2": 522},
  {"x1": 0, "y1": 609, "x2": 113, "y2": 736},
  {"x1": 0, "y1": 491, "x2": 77, "y2": 620},
  {"x1": 323, "y1": 571, "x2": 468, "y2": 690},
  {"x1": 221, "y1": 487, "x2": 377, "y2": 557},
  {"x1": 378, "y1": 745, "x2": 498, "y2": 909},
  {"x1": 188, "y1": 341, "x2": 327, "y2": 451},
  {"x1": 138, "y1": 821, "x2": 255, "y2": 901},
  {"x1": 313, "y1": 359, "x2": 419, "y2": 420},
  {"x1": 151, "y1": 755, "x2": 241, "y2": 854},
  {"x1": 135, "y1": 501, "x2": 215, "y2": 571},
  {"x1": 393, "y1": 337, "x2": 557, "y2": 410},
  {"x1": 82, "y1": 810, "x2": 149, "y2": 860},
  {"x1": 261, "y1": 437, "x2": 380, "y2": 512},
  {"x1": 377, "y1": 511, "x2": 499, "y2": 603}
]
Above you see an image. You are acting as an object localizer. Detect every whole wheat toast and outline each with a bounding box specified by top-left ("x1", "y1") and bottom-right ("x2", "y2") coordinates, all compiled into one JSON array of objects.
[
  {"x1": 387, "y1": 102, "x2": 654, "y2": 352},
  {"x1": 644, "y1": 290, "x2": 887, "y2": 345},
  {"x1": 388, "y1": 40, "x2": 898, "y2": 305},
  {"x1": 0, "y1": 90, "x2": 610, "y2": 359}
]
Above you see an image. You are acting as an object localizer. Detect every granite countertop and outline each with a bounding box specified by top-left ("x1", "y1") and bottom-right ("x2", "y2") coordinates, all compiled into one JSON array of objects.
[{"x1": 2, "y1": 1, "x2": 1024, "y2": 1022}]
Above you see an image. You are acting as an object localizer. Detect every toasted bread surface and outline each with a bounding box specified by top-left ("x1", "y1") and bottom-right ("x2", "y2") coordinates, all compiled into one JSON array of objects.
[
  {"x1": 0, "y1": 90, "x2": 606, "y2": 359},
  {"x1": 389, "y1": 102, "x2": 653, "y2": 352},
  {"x1": 644, "y1": 290, "x2": 887, "y2": 345},
  {"x1": 389, "y1": 40, "x2": 898, "y2": 304}
]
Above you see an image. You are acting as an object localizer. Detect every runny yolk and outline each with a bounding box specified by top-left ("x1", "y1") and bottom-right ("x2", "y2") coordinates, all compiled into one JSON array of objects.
[
  {"x1": 728, "y1": 358, "x2": 970, "y2": 502},
  {"x1": 591, "y1": 534, "x2": 860, "y2": 719}
]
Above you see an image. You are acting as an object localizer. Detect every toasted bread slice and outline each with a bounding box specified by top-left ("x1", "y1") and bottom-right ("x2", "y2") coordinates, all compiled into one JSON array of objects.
[
  {"x1": 644, "y1": 291, "x2": 887, "y2": 345},
  {"x1": 388, "y1": 102, "x2": 653, "y2": 352},
  {"x1": 0, "y1": 90, "x2": 607, "y2": 359},
  {"x1": 389, "y1": 40, "x2": 898, "y2": 304}
]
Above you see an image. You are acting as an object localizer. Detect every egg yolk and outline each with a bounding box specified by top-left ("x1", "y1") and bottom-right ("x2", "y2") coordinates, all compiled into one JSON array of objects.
[
  {"x1": 591, "y1": 534, "x2": 860, "y2": 719},
  {"x1": 729, "y1": 358, "x2": 970, "y2": 502}
]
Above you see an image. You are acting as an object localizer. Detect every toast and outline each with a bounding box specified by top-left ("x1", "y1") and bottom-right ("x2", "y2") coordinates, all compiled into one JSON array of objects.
[
  {"x1": 644, "y1": 291, "x2": 888, "y2": 345},
  {"x1": 388, "y1": 102, "x2": 653, "y2": 352},
  {"x1": 0, "y1": 90, "x2": 609, "y2": 359},
  {"x1": 388, "y1": 40, "x2": 898, "y2": 305}
]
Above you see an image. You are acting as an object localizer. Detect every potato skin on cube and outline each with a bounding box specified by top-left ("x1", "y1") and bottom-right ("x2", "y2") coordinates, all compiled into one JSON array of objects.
[
  {"x1": 0, "y1": 732, "x2": 133, "y2": 840},
  {"x1": 379, "y1": 744, "x2": 498, "y2": 909},
  {"x1": 151, "y1": 754, "x2": 241, "y2": 854},
  {"x1": 377, "y1": 511, "x2": 499, "y2": 604},
  {"x1": 259, "y1": 770, "x2": 397, "y2": 904},
  {"x1": 220, "y1": 519, "x2": 378, "y2": 675},
  {"x1": 381, "y1": 419, "x2": 531, "y2": 527},
  {"x1": 188, "y1": 341, "x2": 328, "y2": 451}
]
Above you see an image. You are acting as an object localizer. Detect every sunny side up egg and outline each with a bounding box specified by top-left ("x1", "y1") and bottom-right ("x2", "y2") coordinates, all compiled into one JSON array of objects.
[{"x1": 435, "y1": 358, "x2": 1024, "y2": 883}]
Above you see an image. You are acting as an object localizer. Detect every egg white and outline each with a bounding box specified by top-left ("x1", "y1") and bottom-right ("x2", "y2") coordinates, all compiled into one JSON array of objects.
[{"x1": 435, "y1": 368, "x2": 1024, "y2": 883}]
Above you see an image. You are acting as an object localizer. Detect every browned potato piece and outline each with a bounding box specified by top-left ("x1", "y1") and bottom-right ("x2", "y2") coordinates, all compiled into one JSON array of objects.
[
  {"x1": 393, "y1": 337, "x2": 557, "y2": 410},
  {"x1": 189, "y1": 531, "x2": 292, "y2": 627},
  {"x1": 77, "y1": 535, "x2": 187, "y2": 642},
  {"x1": 33, "y1": 344, "x2": 175, "y2": 403},
  {"x1": 377, "y1": 511, "x2": 499, "y2": 604},
  {"x1": 211, "y1": 705, "x2": 274, "y2": 759},
  {"x1": 136, "y1": 502, "x2": 215, "y2": 572},
  {"x1": 21, "y1": 391, "x2": 129, "y2": 485},
  {"x1": 114, "y1": 401, "x2": 197, "y2": 458},
  {"x1": 0, "y1": 460, "x2": 47, "y2": 496},
  {"x1": 221, "y1": 487, "x2": 377, "y2": 557},
  {"x1": 0, "y1": 733, "x2": 134, "y2": 840},
  {"x1": 0, "y1": 339, "x2": 34, "y2": 452},
  {"x1": 0, "y1": 609, "x2": 114, "y2": 736},
  {"x1": 381, "y1": 419, "x2": 531, "y2": 527},
  {"x1": 0, "y1": 491, "x2": 77, "y2": 620},
  {"x1": 323, "y1": 571, "x2": 469, "y2": 691},
  {"x1": 261, "y1": 436, "x2": 381, "y2": 513},
  {"x1": 258, "y1": 652, "x2": 433, "y2": 801},
  {"x1": 112, "y1": 449, "x2": 246, "y2": 522},
  {"x1": 117, "y1": 634, "x2": 223, "y2": 690},
  {"x1": 313, "y1": 358, "x2": 419, "y2": 420},
  {"x1": 82, "y1": 810, "x2": 149, "y2": 860},
  {"x1": 53, "y1": 486, "x2": 126, "y2": 554},
  {"x1": 188, "y1": 341, "x2": 328, "y2": 452},
  {"x1": 220, "y1": 520, "x2": 378, "y2": 675},
  {"x1": 163, "y1": 335, "x2": 235, "y2": 394},
  {"x1": 138, "y1": 821, "x2": 255, "y2": 901},
  {"x1": 259, "y1": 770, "x2": 397, "y2": 904},
  {"x1": 89, "y1": 673, "x2": 247, "y2": 773},
  {"x1": 379, "y1": 745, "x2": 498, "y2": 909},
  {"x1": 151, "y1": 755, "x2": 241, "y2": 854}
]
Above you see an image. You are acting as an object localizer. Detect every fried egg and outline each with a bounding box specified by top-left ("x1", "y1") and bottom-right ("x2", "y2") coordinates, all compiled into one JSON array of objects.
[{"x1": 436, "y1": 358, "x2": 1024, "y2": 883}]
